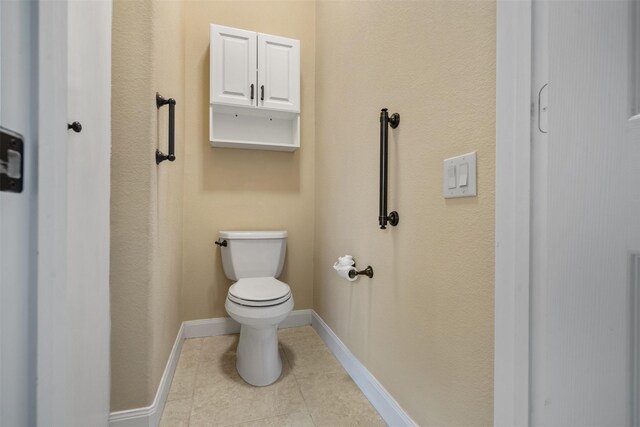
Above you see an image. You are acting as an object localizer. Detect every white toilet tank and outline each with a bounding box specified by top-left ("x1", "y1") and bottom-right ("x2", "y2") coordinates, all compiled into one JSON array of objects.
[{"x1": 219, "y1": 231, "x2": 287, "y2": 281}]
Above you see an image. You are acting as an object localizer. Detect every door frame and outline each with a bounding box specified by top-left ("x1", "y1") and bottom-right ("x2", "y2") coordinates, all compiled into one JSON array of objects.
[
  {"x1": 37, "y1": 0, "x2": 69, "y2": 424},
  {"x1": 494, "y1": 0, "x2": 533, "y2": 425},
  {"x1": 33, "y1": 0, "x2": 537, "y2": 423}
]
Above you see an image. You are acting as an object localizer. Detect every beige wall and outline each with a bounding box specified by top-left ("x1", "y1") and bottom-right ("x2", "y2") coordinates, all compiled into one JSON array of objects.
[
  {"x1": 111, "y1": 0, "x2": 185, "y2": 411},
  {"x1": 111, "y1": 0, "x2": 496, "y2": 420},
  {"x1": 181, "y1": 0, "x2": 316, "y2": 320},
  {"x1": 314, "y1": 1, "x2": 496, "y2": 425}
]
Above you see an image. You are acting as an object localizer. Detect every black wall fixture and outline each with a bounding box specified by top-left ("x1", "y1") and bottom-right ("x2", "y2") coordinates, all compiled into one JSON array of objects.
[
  {"x1": 156, "y1": 92, "x2": 176, "y2": 164},
  {"x1": 67, "y1": 121, "x2": 82, "y2": 133},
  {"x1": 349, "y1": 266, "x2": 374, "y2": 279},
  {"x1": 0, "y1": 127, "x2": 24, "y2": 193},
  {"x1": 379, "y1": 108, "x2": 400, "y2": 229}
]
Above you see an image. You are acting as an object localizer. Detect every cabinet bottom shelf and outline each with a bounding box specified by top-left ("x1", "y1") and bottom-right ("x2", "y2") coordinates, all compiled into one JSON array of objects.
[
  {"x1": 209, "y1": 104, "x2": 300, "y2": 152},
  {"x1": 210, "y1": 138, "x2": 298, "y2": 152}
]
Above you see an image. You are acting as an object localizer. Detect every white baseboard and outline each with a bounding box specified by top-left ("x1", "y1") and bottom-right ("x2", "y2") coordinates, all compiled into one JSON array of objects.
[
  {"x1": 277, "y1": 308, "x2": 313, "y2": 329},
  {"x1": 311, "y1": 312, "x2": 417, "y2": 427},
  {"x1": 183, "y1": 316, "x2": 240, "y2": 338},
  {"x1": 108, "y1": 323, "x2": 185, "y2": 427},
  {"x1": 182, "y1": 308, "x2": 313, "y2": 338},
  {"x1": 108, "y1": 309, "x2": 313, "y2": 426}
]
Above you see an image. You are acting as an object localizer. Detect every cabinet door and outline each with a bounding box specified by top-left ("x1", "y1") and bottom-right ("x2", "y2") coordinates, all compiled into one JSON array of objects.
[
  {"x1": 210, "y1": 24, "x2": 257, "y2": 107},
  {"x1": 257, "y1": 33, "x2": 300, "y2": 113}
]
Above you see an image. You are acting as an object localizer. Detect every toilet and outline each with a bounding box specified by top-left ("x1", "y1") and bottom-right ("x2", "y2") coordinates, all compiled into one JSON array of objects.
[{"x1": 218, "y1": 230, "x2": 293, "y2": 386}]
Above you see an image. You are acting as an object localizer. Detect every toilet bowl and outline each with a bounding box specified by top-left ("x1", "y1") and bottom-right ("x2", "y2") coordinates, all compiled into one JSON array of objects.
[
  {"x1": 217, "y1": 231, "x2": 293, "y2": 386},
  {"x1": 225, "y1": 277, "x2": 294, "y2": 385}
]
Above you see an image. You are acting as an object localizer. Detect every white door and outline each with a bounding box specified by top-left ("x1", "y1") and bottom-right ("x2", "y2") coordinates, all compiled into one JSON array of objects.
[
  {"x1": 0, "y1": 0, "x2": 115, "y2": 425},
  {"x1": 210, "y1": 24, "x2": 257, "y2": 108},
  {"x1": 0, "y1": 1, "x2": 38, "y2": 425},
  {"x1": 530, "y1": 0, "x2": 640, "y2": 425},
  {"x1": 63, "y1": 0, "x2": 112, "y2": 423},
  {"x1": 257, "y1": 33, "x2": 300, "y2": 113}
]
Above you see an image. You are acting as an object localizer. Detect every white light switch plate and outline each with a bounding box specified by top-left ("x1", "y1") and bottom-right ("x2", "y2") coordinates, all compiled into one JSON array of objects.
[{"x1": 443, "y1": 151, "x2": 477, "y2": 198}]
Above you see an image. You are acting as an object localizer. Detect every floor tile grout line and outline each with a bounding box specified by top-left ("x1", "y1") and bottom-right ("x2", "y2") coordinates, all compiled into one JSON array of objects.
[
  {"x1": 219, "y1": 409, "x2": 314, "y2": 427},
  {"x1": 161, "y1": 339, "x2": 198, "y2": 425},
  {"x1": 281, "y1": 330, "x2": 318, "y2": 427},
  {"x1": 186, "y1": 338, "x2": 205, "y2": 426},
  {"x1": 280, "y1": 339, "x2": 316, "y2": 425},
  {"x1": 291, "y1": 373, "x2": 318, "y2": 427}
]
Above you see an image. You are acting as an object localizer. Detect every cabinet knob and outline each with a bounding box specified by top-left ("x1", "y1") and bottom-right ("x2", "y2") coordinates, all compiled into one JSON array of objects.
[
  {"x1": 260, "y1": 85, "x2": 264, "y2": 101},
  {"x1": 250, "y1": 84, "x2": 254, "y2": 100},
  {"x1": 67, "y1": 121, "x2": 82, "y2": 133}
]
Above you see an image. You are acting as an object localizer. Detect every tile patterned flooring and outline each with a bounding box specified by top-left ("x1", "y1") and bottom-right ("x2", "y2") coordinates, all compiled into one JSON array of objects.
[{"x1": 159, "y1": 326, "x2": 385, "y2": 427}]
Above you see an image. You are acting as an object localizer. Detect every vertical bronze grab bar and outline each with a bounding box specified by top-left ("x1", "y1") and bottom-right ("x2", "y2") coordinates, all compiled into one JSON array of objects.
[
  {"x1": 379, "y1": 108, "x2": 400, "y2": 229},
  {"x1": 156, "y1": 92, "x2": 176, "y2": 164}
]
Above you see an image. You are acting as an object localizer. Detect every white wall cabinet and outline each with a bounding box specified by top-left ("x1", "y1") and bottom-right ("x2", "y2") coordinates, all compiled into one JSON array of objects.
[{"x1": 210, "y1": 24, "x2": 300, "y2": 151}]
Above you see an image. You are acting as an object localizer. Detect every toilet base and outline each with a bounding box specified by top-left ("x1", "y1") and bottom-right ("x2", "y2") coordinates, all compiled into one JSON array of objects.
[
  {"x1": 236, "y1": 324, "x2": 282, "y2": 386},
  {"x1": 225, "y1": 294, "x2": 293, "y2": 386}
]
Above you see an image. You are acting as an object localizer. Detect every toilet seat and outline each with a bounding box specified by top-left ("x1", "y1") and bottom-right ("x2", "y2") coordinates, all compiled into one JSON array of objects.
[{"x1": 228, "y1": 277, "x2": 291, "y2": 307}]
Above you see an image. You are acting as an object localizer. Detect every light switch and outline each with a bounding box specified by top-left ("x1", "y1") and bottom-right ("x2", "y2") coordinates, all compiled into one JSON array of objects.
[
  {"x1": 459, "y1": 163, "x2": 469, "y2": 187},
  {"x1": 448, "y1": 165, "x2": 457, "y2": 189},
  {"x1": 443, "y1": 151, "x2": 477, "y2": 199}
]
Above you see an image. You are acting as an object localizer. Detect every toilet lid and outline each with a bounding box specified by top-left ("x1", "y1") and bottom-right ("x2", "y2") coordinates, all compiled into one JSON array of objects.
[{"x1": 228, "y1": 277, "x2": 291, "y2": 306}]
